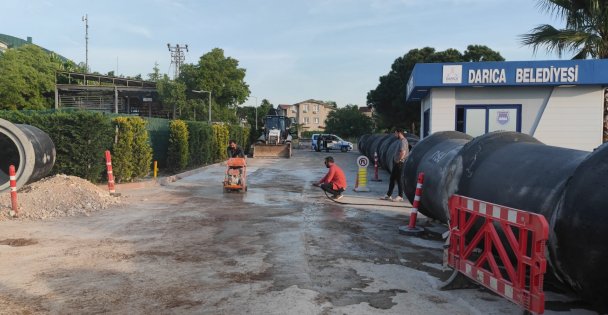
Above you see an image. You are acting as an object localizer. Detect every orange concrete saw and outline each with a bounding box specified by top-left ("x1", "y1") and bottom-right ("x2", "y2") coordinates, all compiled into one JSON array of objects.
[{"x1": 223, "y1": 158, "x2": 247, "y2": 192}]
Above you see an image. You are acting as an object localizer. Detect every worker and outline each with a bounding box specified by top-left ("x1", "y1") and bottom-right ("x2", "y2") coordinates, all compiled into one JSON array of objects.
[
  {"x1": 227, "y1": 139, "x2": 245, "y2": 158},
  {"x1": 381, "y1": 128, "x2": 409, "y2": 202},
  {"x1": 312, "y1": 156, "x2": 347, "y2": 200}
]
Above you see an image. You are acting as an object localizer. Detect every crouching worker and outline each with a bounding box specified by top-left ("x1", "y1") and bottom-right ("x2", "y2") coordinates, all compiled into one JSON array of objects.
[{"x1": 312, "y1": 156, "x2": 346, "y2": 200}]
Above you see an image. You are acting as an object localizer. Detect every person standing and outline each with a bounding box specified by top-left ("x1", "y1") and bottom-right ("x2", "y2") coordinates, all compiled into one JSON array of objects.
[
  {"x1": 312, "y1": 156, "x2": 347, "y2": 200},
  {"x1": 381, "y1": 128, "x2": 409, "y2": 202}
]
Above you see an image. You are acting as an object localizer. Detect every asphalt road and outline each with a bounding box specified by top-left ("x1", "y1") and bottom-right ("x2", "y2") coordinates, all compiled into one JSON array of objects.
[{"x1": 0, "y1": 148, "x2": 600, "y2": 314}]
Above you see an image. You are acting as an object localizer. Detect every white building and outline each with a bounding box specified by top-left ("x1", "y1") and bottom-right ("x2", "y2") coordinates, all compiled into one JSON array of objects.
[{"x1": 406, "y1": 59, "x2": 608, "y2": 151}]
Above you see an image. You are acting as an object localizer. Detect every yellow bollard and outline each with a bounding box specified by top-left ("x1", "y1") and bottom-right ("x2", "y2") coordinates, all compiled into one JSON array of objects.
[
  {"x1": 153, "y1": 161, "x2": 158, "y2": 178},
  {"x1": 354, "y1": 156, "x2": 370, "y2": 192}
]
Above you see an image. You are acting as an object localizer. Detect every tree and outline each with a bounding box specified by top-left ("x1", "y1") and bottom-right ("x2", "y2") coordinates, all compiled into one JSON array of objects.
[
  {"x1": 157, "y1": 75, "x2": 187, "y2": 119},
  {"x1": 0, "y1": 44, "x2": 62, "y2": 110},
  {"x1": 521, "y1": 0, "x2": 608, "y2": 59},
  {"x1": 367, "y1": 45, "x2": 504, "y2": 134},
  {"x1": 178, "y1": 48, "x2": 251, "y2": 121},
  {"x1": 148, "y1": 62, "x2": 161, "y2": 82},
  {"x1": 325, "y1": 105, "x2": 373, "y2": 138}
]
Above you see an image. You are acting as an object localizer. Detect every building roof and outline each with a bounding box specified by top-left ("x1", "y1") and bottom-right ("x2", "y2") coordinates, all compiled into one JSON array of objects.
[
  {"x1": 278, "y1": 104, "x2": 292, "y2": 110},
  {"x1": 0, "y1": 33, "x2": 68, "y2": 61},
  {"x1": 359, "y1": 106, "x2": 372, "y2": 113},
  {"x1": 406, "y1": 59, "x2": 608, "y2": 101}
]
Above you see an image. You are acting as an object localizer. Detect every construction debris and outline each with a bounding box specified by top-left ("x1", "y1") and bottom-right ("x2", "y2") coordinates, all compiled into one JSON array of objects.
[{"x1": 0, "y1": 174, "x2": 122, "y2": 221}]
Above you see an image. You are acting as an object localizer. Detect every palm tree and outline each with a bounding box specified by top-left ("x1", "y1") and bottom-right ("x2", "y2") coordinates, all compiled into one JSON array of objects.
[{"x1": 521, "y1": 0, "x2": 608, "y2": 59}]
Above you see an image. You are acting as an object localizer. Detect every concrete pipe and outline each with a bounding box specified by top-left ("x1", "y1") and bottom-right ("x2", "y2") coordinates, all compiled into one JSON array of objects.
[
  {"x1": 0, "y1": 119, "x2": 56, "y2": 192},
  {"x1": 403, "y1": 131, "x2": 473, "y2": 222}
]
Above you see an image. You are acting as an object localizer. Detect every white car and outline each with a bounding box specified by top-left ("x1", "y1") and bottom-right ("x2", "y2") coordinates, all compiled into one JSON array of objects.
[{"x1": 312, "y1": 134, "x2": 353, "y2": 152}]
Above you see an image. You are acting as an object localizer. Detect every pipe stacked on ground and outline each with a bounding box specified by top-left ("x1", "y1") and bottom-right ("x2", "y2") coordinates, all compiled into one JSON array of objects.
[
  {"x1": 0, "y1": 118, "x2": 56, "y2": 192},
  {"x1": 395, "y1": 130, "x2": 605, "y2": 309}
]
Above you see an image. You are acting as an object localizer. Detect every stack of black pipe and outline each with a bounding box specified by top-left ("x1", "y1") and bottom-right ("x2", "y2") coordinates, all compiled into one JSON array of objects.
[{"x1": 359, "y1": 130, "x2": 607, "y2": 309}]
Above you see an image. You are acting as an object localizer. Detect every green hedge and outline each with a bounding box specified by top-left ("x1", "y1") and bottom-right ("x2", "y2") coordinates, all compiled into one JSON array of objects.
[
  {"x1": 229, "y1": 125, "x2": 250, "y2": 155},
  {"x1": 167, "y1": 119, "x2": 189, "y2": 171},
  {"x1": 112, "y1": 116, "x2": 153, "y2": 182},
  {"x1": 185, "y1": 121, "x2": 213, "y2": 166},
  {"x1": 1, "y1": 110, "x2": 254, "y2": 181},
  {"x1": 212, "y1": 124, "x2": 230, "y2": 161}
]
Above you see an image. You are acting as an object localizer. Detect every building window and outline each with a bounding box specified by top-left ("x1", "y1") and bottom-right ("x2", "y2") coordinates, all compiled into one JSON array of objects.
[
  {"x1": 313, "y1": 104, "x2": 319, "y2": 113},
  {"x1": 314, "y1": 117, "x2": 319, "y2": 124},
  {"x1": 303, "y1": 104, "x2": 309, "y2": 113},
  {"x1": 304, "y1": 117, "x2": 310, "y2": 124},
  {"x1": 455, "y1": 105, "x2": 521, "y2": 137}
]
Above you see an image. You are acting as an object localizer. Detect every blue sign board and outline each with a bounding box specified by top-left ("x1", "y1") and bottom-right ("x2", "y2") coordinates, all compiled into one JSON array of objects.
[{"x1": 406, "y1": 59, "x2": 608, "y2": 101}]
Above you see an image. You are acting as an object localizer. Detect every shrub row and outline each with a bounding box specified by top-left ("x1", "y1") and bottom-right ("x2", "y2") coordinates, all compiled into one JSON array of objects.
[
  {"x1": 0, "y1": 110, "x2": 251, "y2": 181},
  {"x1": 168, "y1": 121, "x2": 249, "y2": 172}
]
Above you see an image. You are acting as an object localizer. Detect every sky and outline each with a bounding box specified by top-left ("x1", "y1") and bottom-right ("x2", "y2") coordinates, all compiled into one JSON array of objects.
[{"x1": 2, "y1": 0, "x2": 565, "y2": 108}]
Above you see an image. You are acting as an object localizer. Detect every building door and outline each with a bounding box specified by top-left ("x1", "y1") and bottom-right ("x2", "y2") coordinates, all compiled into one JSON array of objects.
[{"x1": 455, "y1": 105, "x2": 521, "y2": 137}]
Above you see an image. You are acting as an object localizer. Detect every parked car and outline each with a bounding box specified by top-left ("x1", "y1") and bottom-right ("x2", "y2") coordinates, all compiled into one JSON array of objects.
[{"x1": 311, "y1": 134, "x2": 353, "y2": 152}]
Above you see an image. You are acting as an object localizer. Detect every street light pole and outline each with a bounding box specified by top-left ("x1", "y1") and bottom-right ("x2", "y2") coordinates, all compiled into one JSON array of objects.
[
  {"x1": 192, "y1": 90, "x2": 212, "y2": 123},
  {"x1": 252, "y1": 96, "x2": 258, "y2": 130}
]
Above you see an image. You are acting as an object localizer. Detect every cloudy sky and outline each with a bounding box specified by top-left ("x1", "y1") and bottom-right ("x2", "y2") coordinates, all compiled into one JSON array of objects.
[{"x1": 2, "y1": 0, "x2": 564, "y2": 107}]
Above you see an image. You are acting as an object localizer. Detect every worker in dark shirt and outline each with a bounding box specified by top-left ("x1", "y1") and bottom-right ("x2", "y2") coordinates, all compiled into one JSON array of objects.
[{"x1": 227, "y1": 139, "x2": 245, "y2": 158}]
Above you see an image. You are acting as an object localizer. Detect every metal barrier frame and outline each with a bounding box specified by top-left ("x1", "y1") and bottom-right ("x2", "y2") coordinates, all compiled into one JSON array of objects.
[{"x1": 447, "y1": 194, "x2": 549, "y2": 314}]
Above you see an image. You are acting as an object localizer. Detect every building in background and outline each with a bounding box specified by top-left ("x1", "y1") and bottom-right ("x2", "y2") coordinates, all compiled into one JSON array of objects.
[
  {"x1": 406, "y1": 59, "x2": 608, "y2": 151},
  {"x1": 0, "y1": 33, "x2": 68, "y2": 61},
  {"x1": 277, "y1": 99, "x2": 334, "y2": 136}
]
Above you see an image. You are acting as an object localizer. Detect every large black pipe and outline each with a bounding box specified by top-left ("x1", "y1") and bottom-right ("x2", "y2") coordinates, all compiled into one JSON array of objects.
[
  {"x1": 0, "y1": 119, "x2": 56, "y2": 192},
  {"x1": 553, "y1": 143, "x2": 608, "y2": 306},
  {"x1": 403, "y1": 131, "x2": 473, "y2": 222},
  {"x1": 400, "y1": 130, "x2": 606, "y2": 308}
]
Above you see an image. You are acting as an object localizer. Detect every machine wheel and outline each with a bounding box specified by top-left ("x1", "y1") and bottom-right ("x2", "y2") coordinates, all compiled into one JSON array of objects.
[{"x1": 341, "y1": 147, "x2": 347, "y2": 152}]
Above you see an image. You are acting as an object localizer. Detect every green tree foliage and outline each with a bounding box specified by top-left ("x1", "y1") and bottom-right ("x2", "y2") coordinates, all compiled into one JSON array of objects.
[
  {"x1": 148, "y1": 62, "x2": 162, "y2": 82},
  {"x1": 167, "y1": 120, "x2": 190, "y2": 171},
  {"x1": 0, "y1": 45, "x2": 62, "y2": 110},
  {"x1": 521, "y1": 0, "x2": 608, "y2": 59},
  {"x1": 324, "y1": 105, "x2": 373, "y2": 138},
  {"x1": 157, "y1": 75, "x2": 187, "y2": 118},
  {"x1": 367, "y1": 45, "x2": 504, "y2": 134},
  {"x1": 178, "y1": 48, "x2": 250, "y2": 121}
]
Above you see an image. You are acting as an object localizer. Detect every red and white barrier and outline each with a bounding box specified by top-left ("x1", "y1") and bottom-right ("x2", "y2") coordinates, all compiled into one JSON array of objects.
[
  {"x1": 9, "y1": 165, "x2": 18, "y2": 217},
  {"x1": 105, "y1": 150, "x2": 116, "y2": 194},
  {"x1": 371, "y1": 151, "x2": 381, "y2": 181},
  {"x1": 446, "y1": 194, "x2": 549, "y2": 314},
  {"x1": 399, "y1": 172, "x2": 424, "y2": 235}
]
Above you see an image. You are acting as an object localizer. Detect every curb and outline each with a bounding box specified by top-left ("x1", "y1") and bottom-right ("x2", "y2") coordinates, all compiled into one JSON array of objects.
[{"x1": 99, "y1": 163, "x2": 221, "y2": 191}]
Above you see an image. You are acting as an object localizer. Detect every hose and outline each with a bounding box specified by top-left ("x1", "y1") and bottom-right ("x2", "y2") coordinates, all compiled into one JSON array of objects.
[{"x1": 321, "y1": 189, "x2": 413, "y2": 208}]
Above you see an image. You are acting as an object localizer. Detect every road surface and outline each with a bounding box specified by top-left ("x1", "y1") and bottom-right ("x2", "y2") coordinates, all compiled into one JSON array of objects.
[{"x1": 0, "y1": 149, "x2": 597, "y2": 314}]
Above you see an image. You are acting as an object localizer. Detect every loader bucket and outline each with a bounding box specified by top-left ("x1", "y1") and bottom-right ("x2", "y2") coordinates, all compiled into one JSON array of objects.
[{"x1": 252, "y1": 143, "x2": 292, "y2": 158}]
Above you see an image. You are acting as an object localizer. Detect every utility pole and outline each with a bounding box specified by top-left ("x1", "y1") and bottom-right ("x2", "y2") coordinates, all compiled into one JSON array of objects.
[
  {"x1": 82, "y1": 14, "x2": 89, "y2": 72},
  {"x1": 167, "y1": 43, "x2": 188, "y2": 79},
  {"x1": 192, "y1": 90, "x2": 212, "y2": 123}
]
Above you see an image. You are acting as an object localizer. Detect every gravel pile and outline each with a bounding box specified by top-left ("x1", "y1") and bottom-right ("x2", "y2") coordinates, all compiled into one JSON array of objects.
[{"x1": 0, "y1": 174, "x2": 122, "y2": 221}]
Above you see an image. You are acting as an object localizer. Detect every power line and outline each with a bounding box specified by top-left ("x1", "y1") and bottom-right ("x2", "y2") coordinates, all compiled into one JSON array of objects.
[{"x1": 167, "y1": 43, "x2": 188, "y2": 79}]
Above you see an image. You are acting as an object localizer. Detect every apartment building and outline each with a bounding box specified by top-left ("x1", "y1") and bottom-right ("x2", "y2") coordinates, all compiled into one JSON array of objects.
[{"x1": 278, "y1": 99, "x2": 334, "y2": 135}]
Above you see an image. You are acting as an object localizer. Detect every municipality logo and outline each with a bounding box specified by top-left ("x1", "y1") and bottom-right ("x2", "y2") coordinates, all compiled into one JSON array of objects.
[{"x1": 443, "y1": 65, "x2": 462, "y2": 84}]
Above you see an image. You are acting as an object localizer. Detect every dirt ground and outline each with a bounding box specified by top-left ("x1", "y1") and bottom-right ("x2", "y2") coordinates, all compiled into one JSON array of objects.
[{"x1": 0, "y1": 149, "x2": 600, "y2": 314}]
